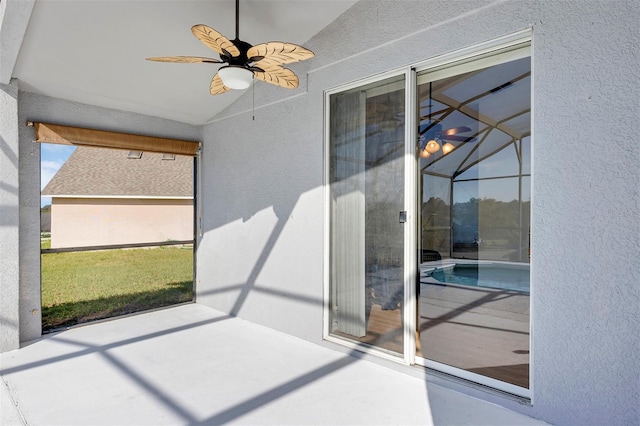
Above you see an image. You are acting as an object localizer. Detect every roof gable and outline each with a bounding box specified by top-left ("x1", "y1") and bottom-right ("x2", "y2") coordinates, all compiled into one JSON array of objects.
[{"x1": 42, "y1": 147, "x2": 193, "y2": 198}]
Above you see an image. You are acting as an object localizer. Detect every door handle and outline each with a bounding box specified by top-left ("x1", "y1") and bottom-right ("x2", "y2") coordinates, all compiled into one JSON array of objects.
[{"x1": 399, "y1": 211, "x2": 407, "y2": 223}]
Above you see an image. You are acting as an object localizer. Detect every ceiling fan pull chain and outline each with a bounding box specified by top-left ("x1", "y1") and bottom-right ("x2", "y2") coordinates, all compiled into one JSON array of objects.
[{"x1": 252, "y1": 73, "x2": 255, "y2": 121}]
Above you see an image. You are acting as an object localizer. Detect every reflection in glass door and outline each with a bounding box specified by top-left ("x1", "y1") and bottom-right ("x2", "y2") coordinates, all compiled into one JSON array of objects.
[
  {"x1": 416, "y1": 48, "x2": 531, "y2": 391},
  {"x1": 328, "y1": 74, "x2": 406, "y2": 355}
]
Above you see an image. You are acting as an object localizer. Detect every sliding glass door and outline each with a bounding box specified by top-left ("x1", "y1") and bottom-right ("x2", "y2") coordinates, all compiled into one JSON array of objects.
[
  {"x1": 326, "y1": 35, "x2": 531, "y2": 395},
  {"x1": 327, "y1": 74, "x2": 406, "y2": 355},
  {"x1": 416, "y1": 44, "x2": 531, "y2": 393}
]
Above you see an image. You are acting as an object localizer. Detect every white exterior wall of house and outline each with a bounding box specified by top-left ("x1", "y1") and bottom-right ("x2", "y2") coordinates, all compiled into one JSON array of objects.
[
  {"x1": 49, "y1": 197, "x2": 193, "y2": 248},
  {"x1": 2, "y1": 1, "x2": 639, "y2": 425},
  {"x1": 197, "y1": 1, "x2": 639, "y2": 425},
  {"x1": 0, "y1": 80, "x2": 21, "y2": 352}
]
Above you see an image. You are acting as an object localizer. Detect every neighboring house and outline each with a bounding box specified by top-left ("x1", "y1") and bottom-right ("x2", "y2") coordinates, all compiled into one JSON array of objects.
[
  {"x1": 2, "y1": 2, "x2": 639, "y2": 426},
  {"x1": 42, "y1": 147, "x2": 193, "y2": 248}
]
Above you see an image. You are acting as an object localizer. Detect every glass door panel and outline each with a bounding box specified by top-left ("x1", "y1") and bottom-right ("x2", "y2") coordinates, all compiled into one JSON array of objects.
[
  {"x1": 417, "y1": 54, "x2": 531, "y2": 390},
  {"x1": 328, "y1": 75, "x2": 406, "y2": 355}
]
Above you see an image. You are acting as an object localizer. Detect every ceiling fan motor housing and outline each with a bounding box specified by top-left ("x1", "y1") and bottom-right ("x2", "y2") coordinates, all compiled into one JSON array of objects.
[{"x1": 222, "y1": 39, "x2": 263, "y2": 72}]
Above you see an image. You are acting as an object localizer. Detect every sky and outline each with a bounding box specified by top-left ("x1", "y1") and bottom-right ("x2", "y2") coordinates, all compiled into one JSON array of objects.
[{"x1": 40, "y1": 143, "x2": 76, "y2": 207}]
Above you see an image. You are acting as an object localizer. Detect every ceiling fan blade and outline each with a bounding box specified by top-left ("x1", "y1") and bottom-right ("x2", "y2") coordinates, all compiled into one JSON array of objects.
[
  {"x1": 254, "y1": 65, "x2": 299, "y2": 89},
  {"x1": 192, "y1": 24, "x2": 240, "y2": 57},
  {"x1": 146, "y1": 56, "x2": 223, "y2": 64},
  {"x1": 210, "y1": 72, "x2": 232, "y2": 95},
  {"x1": 441, "y1": 135, "x2": 477, "y2": 143},
  {"x1": 247, "y1": 42, "x2": 314, "y2": 67},
  {"x1": 442, "y1": 126, "x2": 472, "y2": 136}
]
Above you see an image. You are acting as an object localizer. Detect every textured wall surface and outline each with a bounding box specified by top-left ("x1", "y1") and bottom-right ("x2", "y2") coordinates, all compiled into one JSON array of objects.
[
  {"x1": 528, "y1": 2, "x2": 639, "y2": 424},
  {"x1": 198, "y1": 96, "x2": 325, "y2": 342},
  {"x1": 3, "y1": 0, "x2": 638, "y2": 424},
  {"x1": 9, "y1": 92, "x2": 201, "y2": 344},
  {"x1": 0, "y1": 80, "x2": 20, "y2": 352},
  {"x1": 199, "y1": 1, "x2": 640, "y2": 425}
]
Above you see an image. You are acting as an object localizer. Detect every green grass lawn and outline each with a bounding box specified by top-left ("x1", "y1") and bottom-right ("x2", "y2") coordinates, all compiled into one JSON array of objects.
[
  {"x1": 41, "y1": 238, "x2": 51, "y2": 249},
  {"x1": 41, "y1": 246, "x2": 193, "y2": 331}
]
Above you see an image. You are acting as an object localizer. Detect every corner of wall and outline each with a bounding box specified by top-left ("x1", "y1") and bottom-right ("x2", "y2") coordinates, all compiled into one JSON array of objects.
[{"x1": 0, "y1": 79, "x2": 21, "y2": 352}]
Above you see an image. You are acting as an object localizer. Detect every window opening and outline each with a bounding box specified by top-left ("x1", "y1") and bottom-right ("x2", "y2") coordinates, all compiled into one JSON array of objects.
[
  {"x1": 40, "y1": 141, "x2": 196, "y2": 332},
  {"x1": 128, "y1": 150, "x2": 143, "y2": 159}
]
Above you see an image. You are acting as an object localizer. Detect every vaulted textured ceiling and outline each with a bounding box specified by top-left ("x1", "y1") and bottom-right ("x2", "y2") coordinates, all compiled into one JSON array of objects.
[{"x1": 8, "y1": 0, "x2": 357, "y2": 125}]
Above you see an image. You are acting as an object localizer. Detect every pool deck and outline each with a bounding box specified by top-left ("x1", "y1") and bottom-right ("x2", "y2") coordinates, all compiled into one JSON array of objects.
[
  {"x1": 419, "y1": 281, "x2": 530, "y2": 389},
  {"x1": 0, "y1": 303, "x2": 545, "y2": 425}
]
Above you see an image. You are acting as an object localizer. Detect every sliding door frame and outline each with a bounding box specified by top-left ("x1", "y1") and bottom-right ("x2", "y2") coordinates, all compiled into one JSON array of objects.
[
  {"x1": 323, "y1": 29, "x2": 532, "y2": 398},
  {"x1": 412, "y1": 30, "x2": 532, "y2": 398},
  {"x1": 323, "y1": 67, "x2": 416, "y2": 363}
]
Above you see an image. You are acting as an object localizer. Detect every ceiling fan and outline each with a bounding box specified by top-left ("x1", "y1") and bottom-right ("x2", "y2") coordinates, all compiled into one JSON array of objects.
[
  {"x1": 419, "y1": 123, "x2": 477, "y2": 142},
  {"x1": 146, "y1": 0, "x2": 314, "y2": 95},
  {"x1": 418, "y1": 82, "x2": 478, "y2": 157},
  {"x1": 419, "y1": 123, "x2": 477, "y2": 157}
]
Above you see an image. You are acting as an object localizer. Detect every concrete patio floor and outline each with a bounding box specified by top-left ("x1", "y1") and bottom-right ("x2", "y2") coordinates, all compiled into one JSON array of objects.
[{"x1": 1, "y1": 304, "x2": 545, "y2": 425}]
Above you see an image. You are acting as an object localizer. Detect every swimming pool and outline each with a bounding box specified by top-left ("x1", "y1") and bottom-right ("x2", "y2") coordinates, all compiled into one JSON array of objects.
[{"x1": 423, "y1": 262, "x2": 530, "y2": 293}]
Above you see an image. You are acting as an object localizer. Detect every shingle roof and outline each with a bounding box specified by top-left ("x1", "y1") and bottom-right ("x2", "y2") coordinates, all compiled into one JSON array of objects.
[{"x1": 42, "y1": 147, "x2": 193, "y2": 198}]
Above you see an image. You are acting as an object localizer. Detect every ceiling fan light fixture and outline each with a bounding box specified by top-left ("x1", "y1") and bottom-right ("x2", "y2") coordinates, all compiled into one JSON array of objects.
[
  {"x1": 442, "y1": 142, "x2": 456, "y2": 154},
  {"x1": 425, "y1": 139, "x2": 441, "y2": 154},
  {"x1": 218, "y1": 66, "x2": 253, "y2": 90}
]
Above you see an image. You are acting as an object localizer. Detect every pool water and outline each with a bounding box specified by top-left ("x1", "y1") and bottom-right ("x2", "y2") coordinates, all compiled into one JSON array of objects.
[{"x1": 430, "y1": 263, "x2": 530, "y2": 293}]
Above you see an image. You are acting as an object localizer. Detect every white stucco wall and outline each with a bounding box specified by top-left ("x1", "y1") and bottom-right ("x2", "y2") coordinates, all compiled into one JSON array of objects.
[
  {"x1": 0, "y1": 91, "x2": 201, "y2": 348},
  {"x1": 198, "y1": 1, "x2": 640, "y2": 425},
  {"x1": 2, "y1": 1, "x2": 638, "y2": 424},
  {"x1": 0, "y1": 80, "x2": 20, "y2": 352}
]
